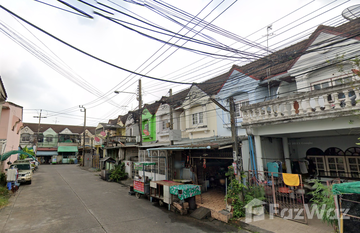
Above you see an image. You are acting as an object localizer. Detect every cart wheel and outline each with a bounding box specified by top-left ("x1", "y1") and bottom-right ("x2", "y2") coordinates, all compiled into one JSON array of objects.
[
  {"x1": 159, "y1": 200, "x2": 164, "y2": 206},
  {"x1": 136, "y1": 193, "x2": 141, "y2": 199}
]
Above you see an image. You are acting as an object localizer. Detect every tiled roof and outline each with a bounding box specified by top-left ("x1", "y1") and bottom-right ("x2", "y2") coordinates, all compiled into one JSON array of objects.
[
  {"x1": 120, "y1": 114, "x2": 128, "y2": 124},
  {"x1": 108, "y1": 118, "x2": 117, "y2": 125},
  {"x1": 232, "y1": 18, "x2": 360, "y2": 81},
  {"x1": 144, "y1": 101, "x2": 161, "y2": 115},
  {"x1": 196, "y1": 71, "x2": 230, "y2": 96},
  {"x1": 23, "y1": 123, "x2": 96, "y2": 135}
]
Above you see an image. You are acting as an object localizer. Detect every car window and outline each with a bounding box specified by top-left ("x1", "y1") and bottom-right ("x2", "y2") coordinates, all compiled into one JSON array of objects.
[{"x1": 14, "y1": 164, "x2": 31, "y2": 170}]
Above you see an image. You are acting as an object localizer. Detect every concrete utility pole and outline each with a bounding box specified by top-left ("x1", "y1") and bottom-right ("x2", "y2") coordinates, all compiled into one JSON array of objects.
[
  {"x1": 169, "y1": 89, "x2": 174, "y2": 145},
  {"x1": 229, "y1": 97, "x2": 239, "y2": 167},
  {"x1": 33, "y1": 109, "x2": 47, "y2": 154},
  {"x1": 138, "y1": 79, "x2": 142, "y2": 146},
  {"x1": 79, "y1": 106, "x2": 86, "y2": 166}
]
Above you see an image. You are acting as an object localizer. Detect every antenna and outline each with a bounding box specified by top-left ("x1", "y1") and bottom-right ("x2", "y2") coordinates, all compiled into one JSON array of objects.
[{"x1": 342, "y1": 5, "x2": 360, "y2": 21}]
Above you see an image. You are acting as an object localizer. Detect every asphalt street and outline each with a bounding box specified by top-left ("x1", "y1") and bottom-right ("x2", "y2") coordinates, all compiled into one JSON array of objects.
[{"x1": 0, "y1": 165, "x2": 243, "y2": 233}]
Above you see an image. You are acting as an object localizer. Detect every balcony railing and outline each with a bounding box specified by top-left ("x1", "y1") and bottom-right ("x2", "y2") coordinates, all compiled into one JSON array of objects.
[
  {"x1": 241, "y1": 82, "x2": 360, "y2": 126},
  {"x1": 103, "y1": 136, "x2": 136, "y2": 147}
]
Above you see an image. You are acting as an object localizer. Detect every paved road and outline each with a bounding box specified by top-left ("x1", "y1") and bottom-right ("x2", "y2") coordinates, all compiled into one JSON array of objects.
[{"x1": 0, "y1": 165, "x2": 241, "y2": 233}]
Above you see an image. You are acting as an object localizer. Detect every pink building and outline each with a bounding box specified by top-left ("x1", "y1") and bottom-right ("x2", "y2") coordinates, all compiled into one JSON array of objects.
[{"x1": 0, "y1": 101, "x2": 23, "y2": 172}]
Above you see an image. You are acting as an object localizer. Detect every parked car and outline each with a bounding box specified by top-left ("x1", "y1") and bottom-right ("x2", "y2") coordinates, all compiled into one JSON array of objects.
[
  {"x1": 10, "y1": 162, "x2": 32, "y2": 184},
  {"x1": 25, "y1": 158, "x2": 38, "y2": 170}
]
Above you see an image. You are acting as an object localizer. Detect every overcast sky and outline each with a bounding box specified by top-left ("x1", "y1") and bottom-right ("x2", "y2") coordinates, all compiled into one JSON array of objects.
[{"x1": 0, "y1": 0, "x2": 357, "y2": 127}]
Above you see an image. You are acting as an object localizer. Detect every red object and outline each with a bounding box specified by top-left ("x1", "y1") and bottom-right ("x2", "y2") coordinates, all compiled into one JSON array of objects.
[
  {"x1": 143, "y1": 129, "x2": 150, "y2": 136},
  {"x1": 100, "y1": 131, "x2": 106, "y2": 136},
  {"x1": 203, "y1": 159, "x2": 206, "y2": 169},
  {"x1": 134, "y1": 180, "x2": 144, "y2": 193},
  {"x1": 94, "y1": 137, "x2": 100, "y2": 142}
]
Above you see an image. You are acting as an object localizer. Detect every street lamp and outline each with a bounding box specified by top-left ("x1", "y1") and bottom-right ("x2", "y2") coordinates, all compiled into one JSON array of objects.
[
  {"x1": 114, "y1": 79, "x2": 142, "y2": 146},
  {"x1": 79, "y1": 105, "x2": 86, "y2": 166}
]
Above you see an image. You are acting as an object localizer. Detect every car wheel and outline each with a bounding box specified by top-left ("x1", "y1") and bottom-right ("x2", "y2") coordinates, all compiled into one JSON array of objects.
[{"x1": 28, "y1": 180, "x2": 32, "y2": 185}]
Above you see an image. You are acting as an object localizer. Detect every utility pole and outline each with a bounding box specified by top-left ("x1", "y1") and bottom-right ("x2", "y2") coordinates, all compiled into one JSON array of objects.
[
  {"x1": 229, "y1": 97, "x2": 239, "y2": 168},
  {"x1": 79, "y1": 106, "x2": 86, "y2": 166},
  {"x1": 169, "y1": 89, "x2": 174, "y2": 145},
  {"x1": 138, "y1": 79, "x2": 142, "y2": 146},
  {"x1": 33, "y1": 109, "x2": 47, "y2": 154}
]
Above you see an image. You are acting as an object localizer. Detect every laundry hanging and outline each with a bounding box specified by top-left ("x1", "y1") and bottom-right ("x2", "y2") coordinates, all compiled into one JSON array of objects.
[{"x1": 282, "y1": 173, "x2": 300, "y2": 187}]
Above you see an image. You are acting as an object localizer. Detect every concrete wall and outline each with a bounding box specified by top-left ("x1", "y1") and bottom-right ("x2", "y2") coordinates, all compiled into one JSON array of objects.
[{"x1": 0, "y1": 102, "x2": 23, "y2": 171}]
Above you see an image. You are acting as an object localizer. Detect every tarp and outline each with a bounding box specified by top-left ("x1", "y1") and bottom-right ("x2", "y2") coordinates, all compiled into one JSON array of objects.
[
  {"x1": 57, "y1": 146, "x2": 78, "y2": 153},
  {"x1": 36, "y1": 151, "x2": 58, "y2": 156},
  {"x1": 332, "y1": 181, "x2": 360, "y2": 195},
  {"x1": 0, "y1": 150, "x2": 35, "y2": 161}
]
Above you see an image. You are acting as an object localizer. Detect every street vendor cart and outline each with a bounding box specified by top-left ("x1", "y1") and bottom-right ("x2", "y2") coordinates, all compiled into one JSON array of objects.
[
  {"x1": 149, "y1": 180, "x2": 182, "y2": 210},
  {"x1": 133, "y1": 162, "x2": 156, "y2": 199}
]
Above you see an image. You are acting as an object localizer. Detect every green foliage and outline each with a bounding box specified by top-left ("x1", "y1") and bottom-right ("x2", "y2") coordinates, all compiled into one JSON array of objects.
[
  {"x1": 0, "y1": 186, "x2": 10, "y2": 209},
  {"x1": 20, "y1": 146, "x2": 36, "y2": 160},
  {"x1": 309, "y1": 180, "x2": 338, "y2": 230},
  {"x1": 0, "y1": 173, "x2": 6, "y2": 185},
  {"x1": 225, "y1": 166, "x2": 265, "y2": 219},
  {"x1": 69, "y1": 159, "x2": 74, "y2": 164},
  {"x1": 109, "y1": 162, "x2": 128, "y2": 182}
]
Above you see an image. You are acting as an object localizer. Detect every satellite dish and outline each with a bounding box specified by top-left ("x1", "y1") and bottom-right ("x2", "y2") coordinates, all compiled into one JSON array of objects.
[{"x1": 342, "y1": 5, "x2": 360, "y2": 21}]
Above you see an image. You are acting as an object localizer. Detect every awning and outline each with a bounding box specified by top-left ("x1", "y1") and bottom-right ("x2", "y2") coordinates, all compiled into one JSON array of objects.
[
  {"x1": 36, "y1": 151, "x2": 58, "y2": 156},
  {"x1": 58, "y1": 146, "x2": 78, "y2": 153}
]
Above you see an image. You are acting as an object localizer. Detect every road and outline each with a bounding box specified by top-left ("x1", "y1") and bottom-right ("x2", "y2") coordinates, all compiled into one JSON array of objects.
[{"x1": 0, "y1": 165, "x2": 241, "y2": 233}]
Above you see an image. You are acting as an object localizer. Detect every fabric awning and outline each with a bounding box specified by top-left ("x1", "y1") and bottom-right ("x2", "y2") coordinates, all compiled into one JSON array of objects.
[
  {"x1": 36, "y1": 151, "x2": 58, "y2": 156},
  {"x1": 58, "y1": 146, "x2": 78, "y2": 153}
]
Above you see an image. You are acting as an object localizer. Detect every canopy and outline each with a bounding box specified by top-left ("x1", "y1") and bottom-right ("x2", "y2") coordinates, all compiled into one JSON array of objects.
[
  {"x1": 1, "y1": 150, "x2": 35, "y2": 161},
  {"x1": 332, "y1": 181, "x2": 360, "y2": 195},
  {"x1": 57, "y1": 146, "x2": 78, "y2": 153},
  {"x1": 134, "y1": 162, "x2": 156, "y2": 166},
  {"x1": 36, "y1": 151, "x2": 58, "y2": 156}
]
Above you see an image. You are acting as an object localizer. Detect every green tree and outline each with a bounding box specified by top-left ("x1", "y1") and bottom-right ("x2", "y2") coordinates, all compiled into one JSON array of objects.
[{"x1": 20, "y1": 146, "x2": 35, "y2": 160}]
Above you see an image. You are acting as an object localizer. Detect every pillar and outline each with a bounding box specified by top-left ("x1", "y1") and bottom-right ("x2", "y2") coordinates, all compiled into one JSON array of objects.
[
  {"x1": 254, "y1": 135, "x2": 264, "y2": 172},
  {"x1": 282, "y1": 137, "x2": 292, "y2": 173}
]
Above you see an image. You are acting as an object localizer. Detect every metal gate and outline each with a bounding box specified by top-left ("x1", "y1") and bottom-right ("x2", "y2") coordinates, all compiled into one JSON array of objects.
[{"x1": 247, "y1": 170, "x2": 308, "y2": 224}]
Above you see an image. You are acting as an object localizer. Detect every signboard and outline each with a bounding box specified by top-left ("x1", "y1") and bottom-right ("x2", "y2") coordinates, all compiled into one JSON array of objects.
[
  {"x1": 143, "y1": 129, "x2": 150, "y2": 136},
  {"x1": 100, "y1": 131, "x2": 106, "y2": 136},
  {"x1": 134, "y1": 164, "x2": 143, "y2": 170},
  {"x1": 233, "y1": 151, "x2": 237, "y2": 161},
  {"x1": 94, "y1": 137, "x2": 100, "y2": 142}
]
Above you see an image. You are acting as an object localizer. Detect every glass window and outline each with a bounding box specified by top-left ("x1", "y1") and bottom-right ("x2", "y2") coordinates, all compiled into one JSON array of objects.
[
  {"x1": 322, "y1": 82, "x2": 330, "y2": 89},
  {"x1": 199, "y1": 112, "x2": 203, "y2": 124},
  {"x1": 46, "y1": 136, "x2": 53, "y2": 142},
  {"x1": 314, "y1": 84, "x2": 321, "y2": 90},
  {"x1": 235, "y1": 103, "x2": 241, "y2": 117},
  {"x1": 192, "y1": 114, "x2": 198, "y2": 125},
  {"x1": 21, "y1": 133, "x2": 30, "y2": 142}
]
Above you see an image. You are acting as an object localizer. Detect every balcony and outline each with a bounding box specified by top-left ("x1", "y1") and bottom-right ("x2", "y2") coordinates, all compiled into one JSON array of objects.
[
  {"x1": 241, "y1": 82, "x2": 360, "y2": 127},
  {"x1": 103, "y1": 136, "x2": 136, "y2": 147}
]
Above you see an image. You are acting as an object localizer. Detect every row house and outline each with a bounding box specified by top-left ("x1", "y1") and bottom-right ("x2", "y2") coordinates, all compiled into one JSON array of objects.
[
  {"x1": 213, "y1": 18, "x2": 360, "y2": 181},
  {"x1": 20, "y1": 123, "x2": 96, "y2": 164},
  {"x1": 0, "y1": 98, "x2": 23, "y2": 172}
]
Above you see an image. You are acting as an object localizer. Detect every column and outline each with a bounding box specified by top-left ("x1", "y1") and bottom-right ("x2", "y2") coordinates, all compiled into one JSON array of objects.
[
  {"x1": 254, "y1": 135, "x2": 264, "y2": 172},
  {"x1": 282, "y1": 137, "x2": 292, "y2": 173}
]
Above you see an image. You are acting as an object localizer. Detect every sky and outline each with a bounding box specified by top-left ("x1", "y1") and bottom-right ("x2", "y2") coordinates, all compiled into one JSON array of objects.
[{"x1": 0, "y1": 0, "x2": 358, "y2": 127}]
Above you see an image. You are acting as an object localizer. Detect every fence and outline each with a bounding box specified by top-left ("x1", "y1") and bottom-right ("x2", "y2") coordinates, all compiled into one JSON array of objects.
[{"x1": 247, "y1": 170, "x2": 308, "y2": 224}]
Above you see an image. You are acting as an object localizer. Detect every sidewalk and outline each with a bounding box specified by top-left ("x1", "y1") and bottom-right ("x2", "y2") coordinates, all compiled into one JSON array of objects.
[{"x1": 237, "y1": 214, "x2": 335, "y2": 233}]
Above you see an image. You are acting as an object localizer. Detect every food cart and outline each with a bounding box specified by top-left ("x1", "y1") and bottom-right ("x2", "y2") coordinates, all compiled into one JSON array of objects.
[
  {"x1": 133, "y1": 162, "x2": 156, "y2": 199},
  {"x1": 149, "y1": 180, "x2": 182, "y2": 210}
]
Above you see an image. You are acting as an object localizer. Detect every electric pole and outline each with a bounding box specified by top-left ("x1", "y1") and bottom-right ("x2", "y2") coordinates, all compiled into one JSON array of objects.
[
  {"x1": 79, "y1": 106, "x2": 86, "y2": 166},
  {"x1": 169, "y1": 89, "x2": 174, "y2": 145},
  {"x1": 138, "y1": 79, "x2": 142, "y2": 146},
  {"x1": 229, "y1": 97, "x2": 239, "y2": 167},
  {"x1": 33, "y1": 109, "x2": 47, "y2": 154}
]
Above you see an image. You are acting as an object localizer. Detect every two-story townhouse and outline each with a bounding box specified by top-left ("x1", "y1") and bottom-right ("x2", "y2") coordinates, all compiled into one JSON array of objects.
[
  {"x1": 142, "y1": 102, "x2": 160, "y2": 143},
  {"x1": 238, "y1": 18, "x2": 360, "y2": 180},
  {"x1": 0, "y1": 101, "x2": 23, "y2": 172},
  {"x1": 20, "y1": 123, "x2": 95, "y2": 164}
]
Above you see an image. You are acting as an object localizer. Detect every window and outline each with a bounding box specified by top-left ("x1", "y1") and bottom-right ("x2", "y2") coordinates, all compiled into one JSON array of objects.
[
  {"x1": 235, "y1": 100, "x2": 249, "y2": 118},
  {"x1": 46, "y1": 136, "x2": 53, "y2": 142},
  {"x1": 21, "y1": 133, "x2": 30, "y2": 142},
  {"x1": 144, "y1": 121, "x2": 149, "y2": 131},
  {"x1": 198, "y1": 112, "x2": 203, "y2": 124},
  {"x1": 192, "y1": 113, "x2": 198, "y2": 125},
  {"x1": 162, "y1": 120, "x2": 169, "y2": 130},
  {"x1": 311, "y1": 76, "x2": 353, "y2": 91},
  {"x1": 192, "y1": 112, "x2": 203, "y2": 125}
]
